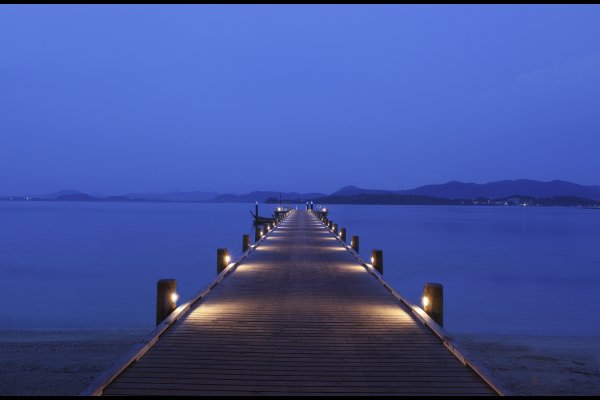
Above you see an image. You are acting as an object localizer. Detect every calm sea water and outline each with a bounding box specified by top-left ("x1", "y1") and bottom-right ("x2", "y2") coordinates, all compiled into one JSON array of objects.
[{"x1": 1, "y1": 202, "x2": 599, "y2": 336}]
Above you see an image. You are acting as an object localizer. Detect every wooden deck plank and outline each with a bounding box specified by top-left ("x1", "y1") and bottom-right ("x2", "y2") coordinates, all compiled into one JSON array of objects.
[
  {"x1": 120, "y1": 368, "x2": 479, "y2": 377},
  {"x1": 99, "y1": 210, "x2": 498, "y2": 396}
]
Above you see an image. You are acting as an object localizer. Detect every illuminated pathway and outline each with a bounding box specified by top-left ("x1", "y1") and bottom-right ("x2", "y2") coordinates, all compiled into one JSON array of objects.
[{"x1": 91, "y1": 210, "x2": 500, "y2": 396}]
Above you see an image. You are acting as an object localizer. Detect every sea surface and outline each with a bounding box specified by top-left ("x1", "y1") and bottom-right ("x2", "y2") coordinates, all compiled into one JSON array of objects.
[{"x1": 1, "y1": 202, "x2": 599, "y2": 336}]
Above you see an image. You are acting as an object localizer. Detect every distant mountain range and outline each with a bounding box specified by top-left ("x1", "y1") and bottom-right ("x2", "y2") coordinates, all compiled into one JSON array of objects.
[
  {"x1": 2, "y1": 179, "x2": 600, "y2": 205},
  {"x1": 0, "y1": 189, "x2": 326, "y2": 203},
  {"x1": 331, "y1": 179, "x2": 600, "y2": 201}
]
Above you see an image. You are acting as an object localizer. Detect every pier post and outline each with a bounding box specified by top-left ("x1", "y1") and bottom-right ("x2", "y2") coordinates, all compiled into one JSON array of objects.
[
  {"x1": 333, "y1": 223, "x2": 338, "y2": 235},
  {"x1": 423, "y1": 283, "x2": 444, "y2": 327},
  {"x1": 255, "y1": 227, "x2": 262, "y2": 242},
  {"x1": 340, "y1": 228, "x2": 346, "y2": 242},
  {"x1": 328, "y1": 221, "x2": 333, "y2": 229},
  {"x1": 351, "y1": 235, "x2": 359, "y2": 252},
  {"x1": 371, "y1": 249, "x2": 383, "y2": 274},
  {"x1": 242, "y1": 234, "x2": 250, "y2": 252},
  {"x1": 255, "y1": 202, "x2": 259, "y2": 226},
  {"x1": 217, "y1": 248, "x2": 230, "y2": 274},
  {"x1": 156, "y1": 279, "x2": 177, "y2": 326}
]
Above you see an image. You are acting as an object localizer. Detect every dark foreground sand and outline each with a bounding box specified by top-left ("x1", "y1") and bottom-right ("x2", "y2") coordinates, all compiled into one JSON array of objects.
[
  {"x1": 453, "y1": 334, "x2": 600, "y2": 396},
  {"x1": 0, "y1": 330, "x2": 599, "y2": 396},
  {"x1": 0, "y1": 330, "x2": 146, "y2": 396}
]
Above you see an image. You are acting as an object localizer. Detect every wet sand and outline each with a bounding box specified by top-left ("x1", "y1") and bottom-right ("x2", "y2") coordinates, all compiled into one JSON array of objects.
[
  {"x1": 454, "y1": 334, "x2": 600, "y2": 396},
  {"x1": 0, "y1": 330, "x2": 146, "y2": 396},
  {"x1": 0, "y1": 330, "x2": 599, "y2": 395}
]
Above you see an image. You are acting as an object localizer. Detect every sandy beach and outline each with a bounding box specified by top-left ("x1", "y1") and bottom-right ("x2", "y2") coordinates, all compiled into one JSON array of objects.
[
  {"x1": 0, "y1": 330, "x2": 146, "y2": 396},
  {"x1": 454, "y1": 334, "x2": 600, "y2": 396},
  {"x1": 0, "y1": 330, "x2": 599, "y2": 396}
]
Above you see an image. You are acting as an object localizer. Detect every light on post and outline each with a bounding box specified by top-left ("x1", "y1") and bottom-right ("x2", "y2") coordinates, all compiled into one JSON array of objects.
[
  {"x1": 422, "y1": 283, "x2": 444, "y2": 327},
  {"x1": 156, "y1": 279, "x2": 177, "y2": 326},
  {"x1": 217, "y1": 248, "x2": 230, "y2": 274}
]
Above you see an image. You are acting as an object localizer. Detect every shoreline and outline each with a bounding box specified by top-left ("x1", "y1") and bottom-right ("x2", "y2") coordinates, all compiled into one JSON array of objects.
[
  {"x1": 0, "y1": 329, "x2": 148, "y2": 396},
  {"x1": 454, "y1": 333, "x2": 600, "y2": 396},
  {"x1": 0, "y1": 330, "x2": 598, "y2": 395}
]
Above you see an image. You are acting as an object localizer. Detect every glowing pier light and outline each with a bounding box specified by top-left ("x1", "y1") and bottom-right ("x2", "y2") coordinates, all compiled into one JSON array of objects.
[
  {"x1": 351, "y1": 235, "x2": 359, "y2": 252},
  {"x1": 156, "y1": 279, "x2": 177, "y2": 325},
  {"x1": 422, "y1": 283, "x2": 444, "y2": 327},
  {"x1": 371, "y1": 250, "x2": 383, "y2": 274},
  {"x1": 217, "y1": 248, "x2": 230, "y2": 274}
]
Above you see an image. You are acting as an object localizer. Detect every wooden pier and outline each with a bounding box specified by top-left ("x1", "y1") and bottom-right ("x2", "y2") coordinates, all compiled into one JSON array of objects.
[{"x1": 84, "y1": 210, "x2": 502, "y2": 396}]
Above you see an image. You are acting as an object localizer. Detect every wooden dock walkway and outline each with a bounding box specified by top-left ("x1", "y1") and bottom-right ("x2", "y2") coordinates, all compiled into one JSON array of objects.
[{"x1": 87, "y1": 210, "x2": 501, "y2": 396}]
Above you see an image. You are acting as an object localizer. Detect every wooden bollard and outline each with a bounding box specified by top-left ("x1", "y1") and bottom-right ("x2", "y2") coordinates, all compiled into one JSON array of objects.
[
  {"x1": 156, "y1": 279, "x2": 177, "y2": 326},
  {"x1": 255, "y1": 202, "x2": 259, "y2": 225},
  {"x1": 217, "y1": 248, "x2": 230, "y2": 274},
  {"x1": 351, "y1": 235, "x2": 359, "y2": 252},
  {"x1": 423, "y1": 283, "x2": 444, "y2": 327},
  {"x1": 371, "y1": 249, "x2": 383, "y2": 274},
  {"x1": 328, "y1": 221, "x2": 333, "y2": 229},
  {"x1": 340, "y1": 228, "x2": 346, "y2": 242},
  {"x1": 255, "y1": 227, "x2": 262, "y2": 242},
  {"x1": 242, "y1": 234, "x2": 250, "y2": 252},
  {"x1": 333, "y1": 223, "x2": 338, "y2": 235}
]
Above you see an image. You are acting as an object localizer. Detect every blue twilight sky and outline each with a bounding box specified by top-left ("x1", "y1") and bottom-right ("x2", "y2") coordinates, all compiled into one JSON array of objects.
[{"x1": 1, "y1": 5, "x2": 600, "y2": 196}]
